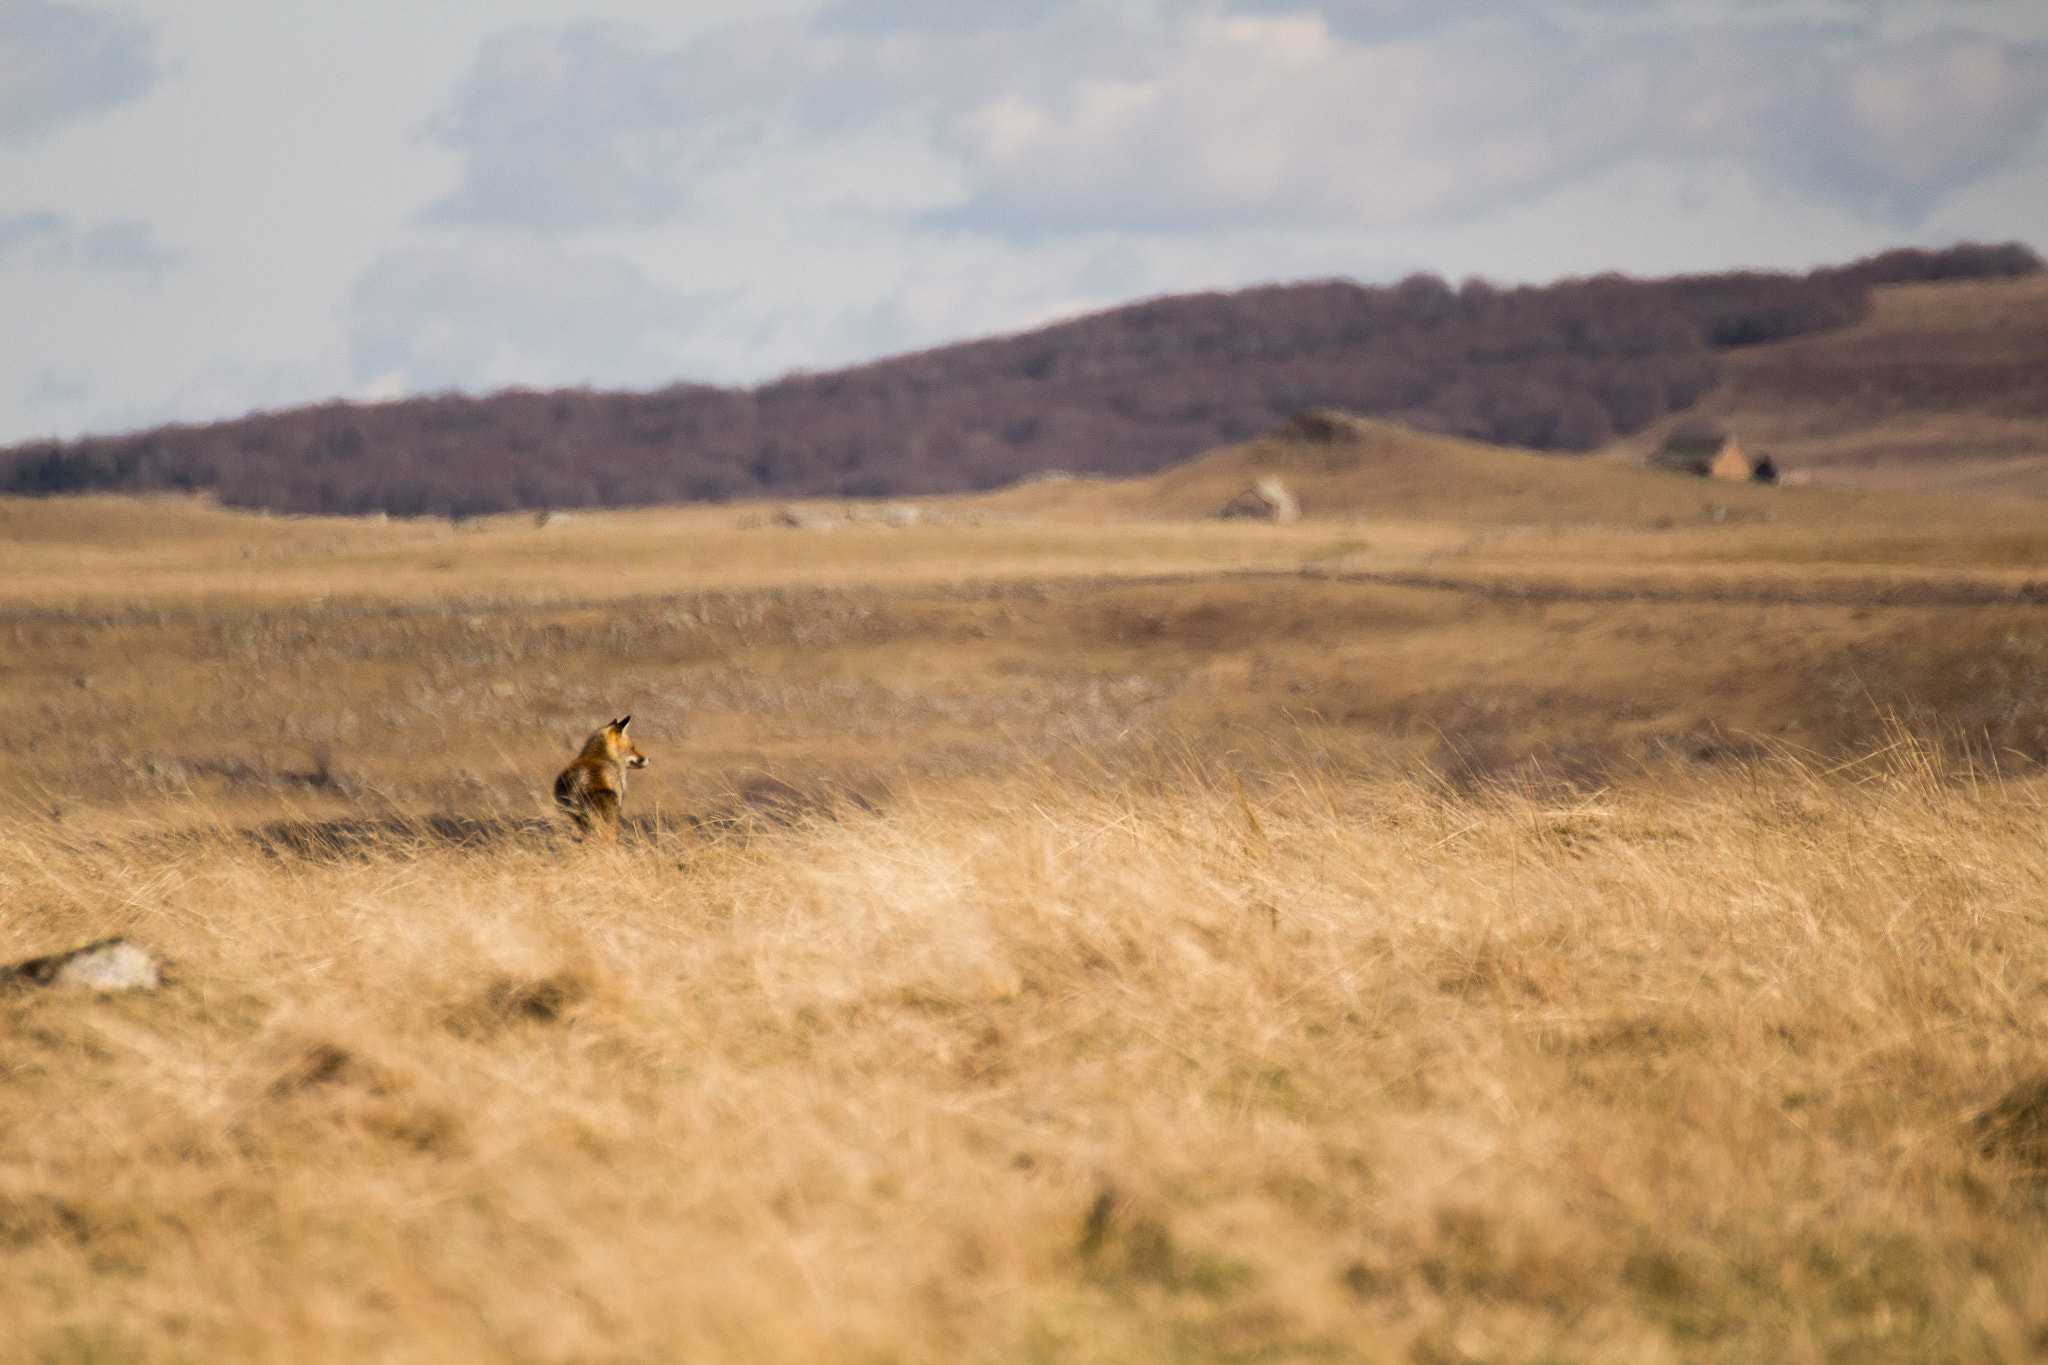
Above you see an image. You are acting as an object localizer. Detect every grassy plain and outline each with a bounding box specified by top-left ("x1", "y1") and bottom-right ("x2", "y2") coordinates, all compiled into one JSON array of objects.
[{"x1": 8, "y1": 420, "x2": 2048, "y2": 1362}]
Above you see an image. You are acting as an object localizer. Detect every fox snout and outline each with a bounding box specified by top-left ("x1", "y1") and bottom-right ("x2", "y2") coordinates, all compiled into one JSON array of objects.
[{"x1": 626, "y1": 750, "x2": 648, "y2": 769}]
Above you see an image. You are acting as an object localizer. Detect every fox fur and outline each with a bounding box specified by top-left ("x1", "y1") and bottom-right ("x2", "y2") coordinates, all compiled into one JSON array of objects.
[{"x1": 553, "y1": 716, "x2": 648, "y2": 838}]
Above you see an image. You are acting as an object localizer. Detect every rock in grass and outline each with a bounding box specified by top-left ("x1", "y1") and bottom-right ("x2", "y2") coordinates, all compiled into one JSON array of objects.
[{"x1": 4, "y1": 938, "x2": 162, "y2": 992}]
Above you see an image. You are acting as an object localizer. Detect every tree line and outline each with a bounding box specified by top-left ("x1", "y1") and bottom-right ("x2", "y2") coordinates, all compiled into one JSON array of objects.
[{"x1": 4, "y1": 242, "x2": 2037, "y2": 516}]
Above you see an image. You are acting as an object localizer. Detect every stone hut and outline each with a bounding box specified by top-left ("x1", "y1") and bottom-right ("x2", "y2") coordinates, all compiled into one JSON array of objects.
[
  {"x1": 1220, "y1": 475, "x2": 1301, "y2": 523},
  {"x1": 1649, "y1": 423, "x2": 1755, "y2": 482}
]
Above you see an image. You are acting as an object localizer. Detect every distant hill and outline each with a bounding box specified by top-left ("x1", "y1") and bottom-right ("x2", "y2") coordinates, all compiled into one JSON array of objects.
[
  {"x1": 985, "y1": 409, "x2": 1797, "y2": 531},
  {"x1": 1610, "y1": 271, "x2": 2048, "y2": 500},
  {"x1": 2, "y1": 242, "x2": 2038, "y2": 517}
]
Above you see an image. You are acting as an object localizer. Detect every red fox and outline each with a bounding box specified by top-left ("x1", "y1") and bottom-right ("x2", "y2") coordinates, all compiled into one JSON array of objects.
[{"x1": 553, "y1": 716, "x2": 648, "y2": 839}]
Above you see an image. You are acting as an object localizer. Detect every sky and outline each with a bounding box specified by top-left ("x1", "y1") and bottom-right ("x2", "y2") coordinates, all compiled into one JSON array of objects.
[{"x1": 2, "y1": 0, "x2": 2045, "y2": 445}]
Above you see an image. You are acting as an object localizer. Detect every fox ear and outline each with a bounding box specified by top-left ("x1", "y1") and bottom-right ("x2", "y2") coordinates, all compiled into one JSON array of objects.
[{"x1": 614, "y1": 715, "x2": 632, "y2": 730}]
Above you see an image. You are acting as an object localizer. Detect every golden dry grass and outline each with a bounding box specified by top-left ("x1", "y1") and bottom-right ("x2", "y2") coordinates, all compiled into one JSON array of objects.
[
  {"x1": 0, "y1": 494, "x2": 1371, "y2": 613},
  {"x1": 9, "y1": 744, "x2": 2048, "y2": 1362},
  {"x1": 12, "y1": 409, "x2": 2048, "y2": 619},
  {"x1": 9, "y1": 433, "x2": 2048, "y2": 1361},
  {"x1": 7, "y1": 422, "x2": 2048, "y2": 827}
]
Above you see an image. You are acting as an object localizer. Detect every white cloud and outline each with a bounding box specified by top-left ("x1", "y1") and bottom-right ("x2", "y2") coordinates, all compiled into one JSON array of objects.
[
  {"x1": 424, "y1": 22, "x2": 702, "y2": 230},
  {"x1": 0, "y1": 0, "x2": 152, "y2": 141},
  {"x1": 0, "y1": 210, "x2": 178, "y2": 272},
  {"x1": 421, "y1": 4, "x2": 2048, "y2": 241},
  {"x1": 3, "y1": 1, "x2": 2046, "y2": 445},
  {"x1": 943, "y1": 13, "x2": 2048, "y2": 230},
  {"x1": 1800, "y1": 31, "x2": 2048, "y2": 220},
  {"x1": 350, "y1": 234, "x2": 718, "y2": 394},
  {"x1": 422, "y1": 15, "x2": 1021, "y2": 231}
]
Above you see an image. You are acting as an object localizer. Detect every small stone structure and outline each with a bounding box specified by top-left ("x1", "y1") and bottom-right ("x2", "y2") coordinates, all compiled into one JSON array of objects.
[
  {"x1": 1650, "y1": 423, "x2": 1763, "y2": 482},
  {"x1": 4, "y1": 938, "x2": 162, "y2": 992},
  {"x1": 1220, "y1": 476, "x2": 1301, "y2": 523}
]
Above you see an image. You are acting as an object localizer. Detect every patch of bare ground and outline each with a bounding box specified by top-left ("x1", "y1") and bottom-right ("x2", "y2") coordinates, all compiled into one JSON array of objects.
[{"x1": 7, "y1": 743, "x2": 2048, "y2": 1361}]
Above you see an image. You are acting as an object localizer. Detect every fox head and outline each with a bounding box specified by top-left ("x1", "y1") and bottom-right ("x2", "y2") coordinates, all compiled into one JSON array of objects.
[
  {"x1": 580, "y1": 715, "x2": 649, "y2": 768},
  {"x1": 610, "y1": 716, "x2": 649, "y2": 769}
]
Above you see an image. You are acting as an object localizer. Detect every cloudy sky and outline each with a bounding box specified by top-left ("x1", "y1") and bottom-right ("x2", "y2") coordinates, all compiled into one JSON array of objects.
[{"x1": 2, "y1": 0, "x2": 2045, "y2": 445}]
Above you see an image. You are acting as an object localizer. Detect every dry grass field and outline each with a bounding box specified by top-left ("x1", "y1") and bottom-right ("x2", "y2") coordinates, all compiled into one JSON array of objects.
[{"x1": 9, "y1": 419, "x2": 2048, "y2": 1362}]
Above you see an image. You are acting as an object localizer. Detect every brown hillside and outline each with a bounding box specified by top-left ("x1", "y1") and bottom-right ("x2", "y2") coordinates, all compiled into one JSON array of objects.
[
  {"x1": 5, "y1": 244, "x2": 2037, "y2": 515},
  {"x1": 1613, "y1": 274, "x2": 2048, "y2": 498},
  {"x1": 991, "y1": 412, "x2": 2048, "y2": 551},
  {"x1": 1134, "y1": 414, "x2": 1779, "y2": 526}
]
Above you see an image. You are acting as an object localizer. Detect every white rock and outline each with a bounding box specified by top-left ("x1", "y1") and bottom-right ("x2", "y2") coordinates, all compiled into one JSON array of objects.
[{"x1": 9, "y1": 938, "x2": 163, "y2": 992}]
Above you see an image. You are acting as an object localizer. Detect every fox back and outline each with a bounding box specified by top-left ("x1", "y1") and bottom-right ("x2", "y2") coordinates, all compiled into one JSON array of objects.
[{"x1": 553, "y1": 716, "x2": 648, "y2": 838}]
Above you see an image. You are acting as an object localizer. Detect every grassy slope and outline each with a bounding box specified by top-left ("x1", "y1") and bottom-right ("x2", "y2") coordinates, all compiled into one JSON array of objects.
[{"x1": 1606, "y1": 275, "x2": 2048, "y2": 499}]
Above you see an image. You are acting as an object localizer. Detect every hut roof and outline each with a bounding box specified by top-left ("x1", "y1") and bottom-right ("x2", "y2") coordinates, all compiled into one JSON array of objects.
[
  {"x1": 1649, "y1": 425, "x2": 1739, "y2": 475},
  {"x1": 1219, "y1": 475, "x2": 1301, "y2": 522}
]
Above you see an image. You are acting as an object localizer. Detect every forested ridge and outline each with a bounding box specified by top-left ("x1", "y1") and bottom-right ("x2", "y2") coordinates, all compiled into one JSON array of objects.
[{"x1": 4, "y1": 242, "x2": 2037, "y2": 516}]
